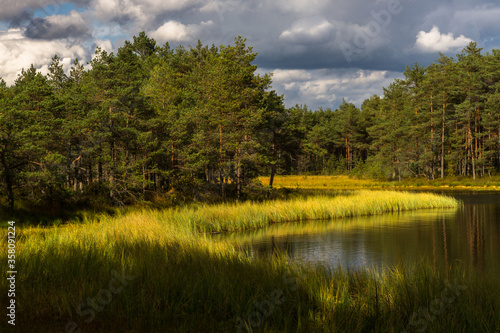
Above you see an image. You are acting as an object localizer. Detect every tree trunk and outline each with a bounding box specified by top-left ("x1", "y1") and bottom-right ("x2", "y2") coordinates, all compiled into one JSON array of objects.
[
  {"x1": 236, "y1": 150, "x2": 241, "y2": 202},
  {"x1": 1, "y1": 152, "x2": 15, "y2": 212},
  {"x1": 469, "y1": 124, "x2": 476, "y2": 181},
  {"x1": 430, "y1": 91, "x2": 434, "y2": 179},
  {"x1": 142, "y1": 153, "x2": 146, "y2": 196},
  {"x1": 269, "y1": 134, "x2": 276, "y2": 188},
  {"x1": 441, "y1": 95, "x2": 445, "y2": 179},
  {"x1": 98, "y1": 159, "x2": 103, "y2": 183},
  {"x1": 219, "y1": 169, "x2": 225, "y2": 198}
]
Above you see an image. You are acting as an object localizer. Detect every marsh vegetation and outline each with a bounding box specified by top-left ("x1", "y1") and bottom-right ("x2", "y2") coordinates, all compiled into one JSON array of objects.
[
  {"x1": 4, "y1": 191, "x2": 500, "y2": 332},
  {"x1": 2, "y1": 34, "x2": 500, "y2": 332}
]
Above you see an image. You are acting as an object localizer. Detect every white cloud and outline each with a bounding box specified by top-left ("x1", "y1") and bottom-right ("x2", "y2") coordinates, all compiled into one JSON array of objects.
[
  {"x1": 268, "y1": 68, "x2": 402, "y2": 109},
  {"x1": 272, "y1": 69, "x2": 312, "y2": 82},
  {"x1": 95, "y1": 39, "x2": 113, "y2": 53},
  {"x1": 280, "y1": 18, "x2": 334, "y2": 44},
  {"x1": 149, "y1": 20, "x2": 213, "y2": 43},
  {"x1": 150, "y1": 21, "x2": 190, "y2": 42},
  {"x1": 0, "y1": 28, "x2": 86, "y2": 85},
  {"x1": 415, "y1": 26, "x2": 473, "y2": 53},
  {"x1": 0, "y1": 29, "x2": 24, "y2": 41},
  {"x1": 298, "y1": 79, "x2": 338, "y2": 103},
  {"x1": 47, "y1": 10, "x2": 87, "y2": 29}
]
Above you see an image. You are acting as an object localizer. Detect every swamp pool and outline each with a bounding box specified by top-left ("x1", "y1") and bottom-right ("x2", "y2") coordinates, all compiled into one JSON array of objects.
[{"x1": 217, "y1": 192, "x2": 500, "y2": 276}]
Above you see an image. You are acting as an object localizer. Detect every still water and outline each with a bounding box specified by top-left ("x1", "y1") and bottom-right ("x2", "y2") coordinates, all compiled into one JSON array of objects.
[{"x1": 220, "y1": 192, "x2": 500, "y2": 276}]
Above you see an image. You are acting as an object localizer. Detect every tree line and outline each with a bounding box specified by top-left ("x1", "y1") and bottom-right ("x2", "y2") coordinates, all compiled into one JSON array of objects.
[
  {"x1": 292, "y1": 42, "x2": 500, "y2": 181},
  {"x1": 1, "y1": 34, "x2": 499, "y2": 210}
]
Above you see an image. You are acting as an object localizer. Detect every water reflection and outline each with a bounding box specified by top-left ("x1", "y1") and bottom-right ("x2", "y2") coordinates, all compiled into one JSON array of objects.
[{"x1": 217, "y1": 193, "x2": 500, "y2": 276}]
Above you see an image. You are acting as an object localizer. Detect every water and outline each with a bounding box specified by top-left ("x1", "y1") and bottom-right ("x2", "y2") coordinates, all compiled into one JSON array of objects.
[{"x1": 219, "y1": 192, "x2": 500, "y2": 276}]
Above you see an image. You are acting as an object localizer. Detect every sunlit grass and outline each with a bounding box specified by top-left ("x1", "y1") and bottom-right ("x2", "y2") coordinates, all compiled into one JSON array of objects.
[
  {"x1": 259, "y1": 175, "x2": 500, "y2": 191},
  {"x1": 161, "y1": 190, "x2": 460, "y2": 233},
  {"x1": 2, "y1": 210, "x2": 498, "y2": 332},
  {"x1": 260, "y1": 175, "x2": 383, "y2": 189},
  {"x1": 2, "y1": 191, "x2": 497, "y2": 332},
  {"x1": 218, "y1": 208, "x2": 457, "y2": 244}
]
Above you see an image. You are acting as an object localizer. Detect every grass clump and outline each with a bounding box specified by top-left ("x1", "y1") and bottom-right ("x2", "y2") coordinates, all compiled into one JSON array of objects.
[
  {"x1": 0, "y1": 190, "x2": 477, "y2": 332},
  {"x1": 260, "y1": 175, "x2": 500, "y2": 191},
  {"x1": 1, "y1": 211, "x2": 499, "y2": 332},
  {"x1": 162, "y1": 190, "x2": 460, "y2": 233}
]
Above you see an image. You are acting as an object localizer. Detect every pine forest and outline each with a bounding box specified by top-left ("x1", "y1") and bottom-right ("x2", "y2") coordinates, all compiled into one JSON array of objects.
[{"x1": 2, "y1": 34, "x2": 500, "y2": 210}]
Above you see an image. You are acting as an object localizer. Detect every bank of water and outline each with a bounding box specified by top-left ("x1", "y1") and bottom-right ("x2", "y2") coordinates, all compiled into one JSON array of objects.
[{"x1": 218, "y1": 192, "x2": 500, "y2": 277}]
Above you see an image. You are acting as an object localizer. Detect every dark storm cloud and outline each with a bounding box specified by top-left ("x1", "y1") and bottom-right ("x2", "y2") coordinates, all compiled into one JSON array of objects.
[
  {"x1": 8, "y1": 10, "x2": 34, "y2": 28},
  {"x1": 2, "y1": 0, "x2": 499, "y2": 108},
  {"x1": 250, "y1": 0, "x2": 439, "y2": 71},
  {"x1": 1, "y1": 0, "x2": 92, "y2": 22},
  {"x1": 144, "y1": 0, "x2": 499, "y2": 108},
  {"x1": 261, "y1": 0, "x2": 497, "y2": 74},
  {"x1": 24, "y1": 11, "x2": 89, "y2": 40}
]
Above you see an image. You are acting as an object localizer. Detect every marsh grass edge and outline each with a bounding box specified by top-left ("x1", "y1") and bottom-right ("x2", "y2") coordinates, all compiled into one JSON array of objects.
[{"x1": 3, "y1": 191, "x2": 494, "y2": 333}]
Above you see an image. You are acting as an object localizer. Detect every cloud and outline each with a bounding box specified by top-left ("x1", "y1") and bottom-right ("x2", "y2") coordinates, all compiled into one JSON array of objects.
[
  {"x1": 0, "y1": 28, "x2": 87, "y2": 85},
  {"x1": 149, "y1": 20, "x2": 213, "y2": 43},
  {"x1": 279, "y1": 18, "x2": 334, "y2": 44},
  {"x1": 1, "y1": 0, "x2": 499, "y2": 110},
  {"x1": 95, "y1": 39, "x2": 113, "y2": 53},
  {"x1": 8, "y1": 10, "x2": 33, "y2": 28},
  {"x1": 271, "y1": 0, "x2": 330, "y2": 15},
  {"x1": 0, "y1": 29, "x2": 24, "y2": 41},
  {"x1": 0, "y1": 0, "x2": 51, "y2": 21},
  {"x1": 92, "y1": 0, "x2": 146, "y2": 26},
  {"x1": 142, "y1": 0, "x2": 202, "y2": 12},
  {"x1": 267, "y1": 68, "x2": 402, "y2": 109},
  {"x1": 272, "y1": 69, "x2": 312, "y2": 82},
  {"x1": 415, "y1": 26, "x2": 473, "y2": 53},
  {"x1": 1, "y1": 0, "x2": 91, "y2": 21},
  {"x1": 91, "y1": 0, "x2": 202, "y2": 28},
  {"x1": 198, "y1": 0, "x2": 242, "y2": 14},
  {"x1": 24, "y1": 11, "x2": 89, "y2": 40}
]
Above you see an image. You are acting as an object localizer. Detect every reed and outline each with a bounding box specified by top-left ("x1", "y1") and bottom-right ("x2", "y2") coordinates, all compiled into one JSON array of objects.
[
  {"x1": 1, "y1": 213, "x2": 498, "y2": 332},
  {"x1": 218, "y1": 208, "x2": 457, "y2": 244},
  {"x1": 259, "y1": 175, "x2": 500, "y2": 191},
  {"x1": 1, "y1": 191, "x2": 486, "y2": 333},
  {"x1": 162, "y1": 190, "x2": 461, "y2": 233}
]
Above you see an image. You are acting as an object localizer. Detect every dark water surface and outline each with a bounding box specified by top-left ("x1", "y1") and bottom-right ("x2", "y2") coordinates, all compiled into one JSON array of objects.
[{"x1": 219, "y1": 192, "x2": 500, "y2": 276}]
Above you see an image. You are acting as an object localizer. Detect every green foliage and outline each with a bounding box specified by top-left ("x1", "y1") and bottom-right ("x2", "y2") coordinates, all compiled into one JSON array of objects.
[
  {"x1": 3, "y1": 38, "x2": 500, "y2": 211},
  {"x1": 278, "y1": 42, "x2": 500, "y2": 181},
  {"x1": 3, "y1": 197, "x2": 498, "y2": 332},
  {"x1": 1, "y1": 35, "x2": 288, "y2": 210}
]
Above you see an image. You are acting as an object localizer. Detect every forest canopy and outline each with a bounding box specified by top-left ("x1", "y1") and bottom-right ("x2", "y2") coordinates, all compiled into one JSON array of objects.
[{"x1": 1, "y1": 34, "x2": 500, "y2": 210}]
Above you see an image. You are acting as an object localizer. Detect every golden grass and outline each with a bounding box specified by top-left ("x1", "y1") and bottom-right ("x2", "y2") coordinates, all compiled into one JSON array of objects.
[
  {"x1": 218, "y1": 208, "x2": 457, "y2": 245},
  {"x1": 2, "y1": 190, "x2": 488, "y2": 333},
  {"x1": 159, "y1": 190, "x2": 460, "y2": 233},
  {"x1": 259, "y1": 175, "x2": 500, "y2": 191},
  {"x1": 3, "y1": 207, "x2": 499, "y2": 332}
]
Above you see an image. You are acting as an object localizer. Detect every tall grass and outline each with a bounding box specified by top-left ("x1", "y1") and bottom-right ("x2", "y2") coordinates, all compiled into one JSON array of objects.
[
  {"x1": 260, "y1": 175, "x2": 384, "y2": 190},
  {"x1": 260, "y1": 175, "x2": 500, "y2": 191},
  {"x1": 161, "y1": 190, "x2": 461, "y2": 233},
  {"x1": 1, "y1": 210, "x2": 498, "y2": 332},
  {"x1": 2, "y1": 191, "x2": 489, "y2": 333},
  {"x1": 219, "y1": 208, "x2": 457, "y2": 244}
]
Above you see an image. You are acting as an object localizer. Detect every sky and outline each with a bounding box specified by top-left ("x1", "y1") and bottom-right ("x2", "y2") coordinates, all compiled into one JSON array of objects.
[{"x1": 1, "y1": 0, "x2": 499, "y2": 110}]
